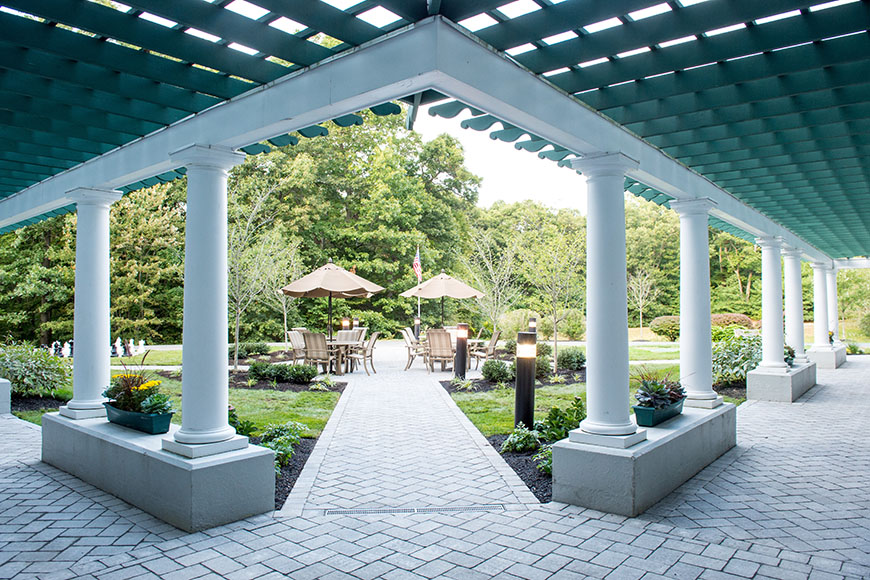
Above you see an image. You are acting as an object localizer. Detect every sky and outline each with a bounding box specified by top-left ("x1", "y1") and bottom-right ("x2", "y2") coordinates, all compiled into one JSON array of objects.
[{"x1": 413, "y1": 104, "x2": 589, "y2": 215}]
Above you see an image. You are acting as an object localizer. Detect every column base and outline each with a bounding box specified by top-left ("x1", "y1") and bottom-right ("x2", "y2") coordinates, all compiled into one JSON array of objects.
[
  {"x1": 747, "y1": 361, "x2": 817, "y2": 402},
  {"x1": 42, "y1": 413, "x2": 274, "y2": 532},
  {"x1": 553, "y1": 404, "x2": 736, "y2": 516},
  {"x1": 806, "y1": 345, "x2": 847, "y2": 369},
  {"x1": 0, "y1": 378, "x2": 10, "y2": 415},
  {"x1": 59, "y1": 405, "x2": 106, "y2": 420},
  {"x1": 162, "y1": 435, "x2": 248, "y2": 458},
  {"x1": 569, "y1": 429, "x2": 647, "y2": 449},
  {"x1": 684, "y1": 396, "x2": 723, "y2": 409}
]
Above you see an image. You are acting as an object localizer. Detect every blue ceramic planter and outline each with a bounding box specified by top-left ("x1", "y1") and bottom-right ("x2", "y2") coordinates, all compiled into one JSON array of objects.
[
  {"x1": 632, "y1": 399, "x2": 684, "y2": 427},
  {"x1": 104, "y1": 403, "x2": 173, "y2": 435}
]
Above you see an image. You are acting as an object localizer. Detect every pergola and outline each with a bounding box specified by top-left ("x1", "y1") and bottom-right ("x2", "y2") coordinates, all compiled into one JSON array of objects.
[{"x1": 2, "y1": 0, "x2": 868, "y2": 529}]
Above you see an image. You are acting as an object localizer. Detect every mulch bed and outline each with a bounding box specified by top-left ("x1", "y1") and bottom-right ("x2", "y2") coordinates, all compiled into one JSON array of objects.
[
  {"x1": 487, "y1": 435, "x2": 551, "y2": 503},
  {"x1": 154, "y1": 370, "x2": 347, "y2": 393},
  {"x1": 439, "y1": 367, "x2": 585, "y2": 394},
  {"x1": 247, "y1": 436, "x2": 318, "y2": 510},
  {"x1": 11, "y1": 394, "x2": 69, "y2": 412},
  {"x1": 714, "y1": 381, "x2": 746, "y2": 401}
]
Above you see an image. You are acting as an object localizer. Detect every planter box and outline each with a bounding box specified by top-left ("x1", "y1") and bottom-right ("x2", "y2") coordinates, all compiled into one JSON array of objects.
[
  {"x1": 104, "y1": 403, "x2": 172, "y2": 434},
  {"x1": 632, "y1": 399, "x2": 684, "y2": 427}
]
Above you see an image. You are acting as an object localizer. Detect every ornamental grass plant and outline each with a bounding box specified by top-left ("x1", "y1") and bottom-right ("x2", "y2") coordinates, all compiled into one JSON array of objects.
[{"x1": 103, "y1": 354, "x2": 173, "y2": 415}]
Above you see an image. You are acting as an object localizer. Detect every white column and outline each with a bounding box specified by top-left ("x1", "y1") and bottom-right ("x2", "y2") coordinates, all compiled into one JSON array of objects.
[
  {"x1": 569, "y1": 153, "x2": 645, "y2": 446},
  {"x1": 782, "y1": 247, "x2": 806, "y2": 361},
  {"x1": 61, "y1": 188, "x2": 121, "y2": 419},
  {"x1": 756, "y1": 236, "x2": 788, "y2": 370},
  {"x1": 670, "y1": 199, "x2": 722, "y2": 408},
  {"x1": 826, "y1": 267, "x2": 841, "y2": 343},
  {"x1": 169, "y1": 145, "x2": 244, "y2": 446},
  {"x1": 811, "y1": 263, "x2": 831, "y2": 350}
]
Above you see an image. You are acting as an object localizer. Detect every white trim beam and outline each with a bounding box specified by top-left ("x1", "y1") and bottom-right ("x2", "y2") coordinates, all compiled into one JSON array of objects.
[{"x1": 835, "y1": 258, "x2": 870, "y2": 269}]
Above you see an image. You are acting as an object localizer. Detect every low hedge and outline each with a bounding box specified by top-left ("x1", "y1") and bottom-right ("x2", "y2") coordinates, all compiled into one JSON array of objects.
[
  {"x1": 230, "y1": 342, "x2": 270, "y2": 359},
  {"x1": 249, "y1": 362, "x2": 318, "y2": 384},
  {"x1": 557, "y1": 347, "x2": 586, "y2": 370},
  {"x1": 650, "y1": 316, "x2": 680, "y2": 341},
  {"x1": 711, "y1": 313, "x2": 753, "y2": 328}
]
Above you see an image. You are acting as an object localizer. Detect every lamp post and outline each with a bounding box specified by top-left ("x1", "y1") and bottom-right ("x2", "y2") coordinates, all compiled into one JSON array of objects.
[
  {"x1": 341, "y1": 317, "x2": 351, "y2": 331},
  {"x1": 413, "y1": 316, "x2": 421, "y2": 340},
  {"x1": 455, "y1": 323, "x2": 468, "y2": 380},
  {"x1": 529, "y1": 317, "x2": 537, "y2": 333},
  {"x1": 352, "y1": 317, "x2": 359, "y2": 329},
  {"x1": 515, "y1": 331, "x2": 536, "y2": 428}
]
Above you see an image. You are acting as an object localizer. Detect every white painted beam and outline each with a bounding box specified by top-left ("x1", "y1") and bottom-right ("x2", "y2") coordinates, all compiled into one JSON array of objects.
[
  {"x1": 0, "y1": 17, "x2": 834, "y2": 266},
  {"x1": 835, "y1": 258, "x2": 870, "y2": 269}
]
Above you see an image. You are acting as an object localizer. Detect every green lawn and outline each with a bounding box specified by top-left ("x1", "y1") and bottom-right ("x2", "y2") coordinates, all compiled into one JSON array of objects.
[
  {"x1": 628, "y1": 347, "x2": 680, "y2": 361},
  {"x1": 452, "y1": 363, "x2": 745, "y2": 436},
  {"x1": 111, "y1": 349, "x2": 183, "y2": 366},
  {"x1": 14, "y1": 374, "x2": 339, "y2": 437}
]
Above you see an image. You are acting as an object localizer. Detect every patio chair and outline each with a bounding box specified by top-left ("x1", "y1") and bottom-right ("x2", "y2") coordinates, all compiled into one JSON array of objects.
[
  {"x1": 336, "y1": 330, "x2": 357, "y2": 341},
  {"x1": 346, "y1": 332, "x2": 380, "y2": 376},
  {"x1": 470, "y1": 330, "x2": 500, "y2": 369},
  {"x1": 401, "y1": 328, "x2": 428, "y2": 371},
  {"x1": 303, "y1": 332, "x2": 336, "y2": 374},
  {"x1": 427, "y1": 330, "x2": 455, "y2": 372},
  {"x1": 286, "y1": 330, "x2": 306, "y2": 364}
]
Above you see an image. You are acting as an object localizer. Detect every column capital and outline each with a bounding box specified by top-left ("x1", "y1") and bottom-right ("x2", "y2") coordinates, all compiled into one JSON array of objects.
[
  {"x1": 569, "y1": 152, "x2": 638, "y2": 177},
  {"x1": 811, "y1": 261, "x2": 832, "y2": 272},
  {"x1": 755, "y1": 235, "x2": 783, "y2": 249},
  {"x1": 67, "y1": 187, "x2": 122, "y2": 207},
  {"x1": 669, "y1": 198, "x2": 716, "y2": 216},
  {"x1": 781, "y1": 246, "x2": 803, "y2": 259},
  {"x1": 169, "y1": 144, "x2": 244, "y2": 171}
]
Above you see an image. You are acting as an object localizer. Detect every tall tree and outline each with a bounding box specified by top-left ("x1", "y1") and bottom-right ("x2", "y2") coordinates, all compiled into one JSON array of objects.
[
  {"x1": 627, "y1": 269, "x2": 659, "y2": 340},
  {"x1": 461, "y1": 230, "x2": 521, "y2": 334}
]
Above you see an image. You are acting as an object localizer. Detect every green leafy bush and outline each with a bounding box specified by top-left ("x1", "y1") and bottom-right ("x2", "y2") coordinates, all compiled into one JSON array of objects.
[
  {"x1": 560, "y1": 309, "x2": 586, "y2": 340},
  {"x1": 260, "y1": 421, "x2": 306, "y2": 472},
  {"x1": 481, "y1": 359, "x2": 512, "y2": 383},
  {"x1": 0, "y1": 342, "x2": 71, "y2": 398},
  {"x1": 557, "y1": 347, "x2": 586, "y2": 370},
  {"x1": 711, "y1": 324, "x2": 745, "y2": 341},
  {"x1": 230, "y1": 342, "x2": 270, "y2": 359},
  {"x1": 498, "y1": 309, "x2": 540, "y2": 340},
  {"x1": 650, "y1": 316, "x2": 680, "y2": 341},
  {"x1": 504, "y1": 338, "x2": 517, "y2": 354},
  {"x1": 512, "y1": 355, "x2": 550, "y2": 381},
  {"x1": 228, "y1": 406, "x2": 257, "y2": 437},
  {"x1": 860, "y1": 312, "x2": 870, "y2": 337},
  {"x1": 533, "y1": 445, "x2": 552, "y2": 475},
  {"x1": 784, "y1": 345, "x2": 795, "y2": 366},
  {"x1": 536, "y1": 342, "x2": 553, "y2": 358},
  {"x1": 533, "y1": 397, "x2": 586, "y2": 441},
  {"x1": 450, "y1": 377, "x2": 476, "y2": 391},
  {"x1": 846, "y1": 342, "x2": 864, "y2": 355},
  {"x1": 710, "y1": 313, "x2": 753, "y2": 328},
  {"x1": 501, "y1": 423, "x2": 539, "y2": 453},
  {"x1": 712, "y1": 335, "x2": 762, "y2": 387},
  {"x1": 249, "y1": 362, "x2": 318, "y2": 384}
]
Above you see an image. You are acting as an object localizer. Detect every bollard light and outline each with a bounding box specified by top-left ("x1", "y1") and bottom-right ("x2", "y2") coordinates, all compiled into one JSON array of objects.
[
  {"x1": 353, "y1": 317, "x2": 360, "y2": 328},
  {"x1": 455, "y1": 322, "x2": 469, "y2": 380},
  {"x1": 413, "y1": 316, "x2": 421, "y2": 340},
  {"x1": 341, "y1": 317, "x2": 351, "y2": 330},
  {"x1": 528, "y1": 317, "x2": 537, "y2": 333},
  {"x1": 515, "y1": 331, "x2": 537, "y2": 428}
]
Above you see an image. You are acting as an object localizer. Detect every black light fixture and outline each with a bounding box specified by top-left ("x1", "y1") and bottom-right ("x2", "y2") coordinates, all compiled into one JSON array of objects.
[
  {"x1": 352, "y1": 317, "x2": 360, "y2": 328},
  {"x1": 413, "y1": 316, "x2": 421, "y2": 340},
  {"x1": 341, "y1": 317, "x2": 351, "y2": 330},
  {"x1": 515, "y1": 331, "x2": 537, "y2": 428},
  {"x1": 529, "y1": 317, "x2": 537, "y2": 333},
  {"x1": 455, "y1": 323, "x2": 468, "y2": 380}
]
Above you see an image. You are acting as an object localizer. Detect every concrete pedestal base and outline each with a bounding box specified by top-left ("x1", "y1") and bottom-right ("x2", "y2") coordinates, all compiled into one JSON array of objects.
[
  {"x1": 684, "y1": 396, "x2": 723, "y2": 409},
  {"x1": 552, "y1": 404, "x2": 736, "y2": 517},
  {"x1": 0, "y1": 378, "x2": 9, "y2": 415},
  {"x1": 747, "y1": 362, "x2": 817, "y2": 402},
  {"x1": 59, "y1": 406, "x2": 106, "y2": 420},
  {"x1": 42, "y1": 413, "x2": 274, "y2": 532},
  {"x1": 806, "y1": 345, "x2": 847, "y2": 369}
]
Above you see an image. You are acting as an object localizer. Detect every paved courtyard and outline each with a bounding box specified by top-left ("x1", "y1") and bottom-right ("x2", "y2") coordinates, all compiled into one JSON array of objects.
[{"x1": 1, "y1": 350, "x2": 868, "y2": 579}]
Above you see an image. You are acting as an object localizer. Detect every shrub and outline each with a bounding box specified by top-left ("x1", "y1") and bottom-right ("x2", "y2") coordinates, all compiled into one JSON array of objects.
[
  {"x1": 0, "y1": 342, "x2": 71, "y2": 398},
  {"x1": 228, "y1": 406, "x2": 257, "y2": 437},
  {"x1": 533, "y1": 445, "x2": 552, "y2": 475},
  {"x1": 860, "y1": 312, "x2": 870, "y2": 337},
  {"x1": 710, "y1": 313, "x2": 753, "y2": 328},
  {"x1": 499, "y1": 309, "x2": 540, "y2": 340},
  {"x1": 230, "y1": 342, "x2": 270, "y2": 359},
  {"x1": 536, "y1": 342, "x2": 553, "y2": 358},
  {"x1": 561, "y1": 309, "x2": 586, "y2": 340},
  {"x1": 533, "y1": 397, "x2": 586, "y2": 441},
  {"x1": 711, "y1": 324, "x2": 745, "y2": 341},
  {"x1": 450, "y1": 377, "x2": 476, "y2": 391},
  {"x1": 784, "y1": 345, "x2": 795, "y2": 366},
  {"x1": 504, "y1": 338, "x2": 516, "y2": 354},
  {"x1": 501, "y1": 423, "x2": 539, "y2": 453},
  {"x1": 557, "y1": 347, "x2": 586, "y2": 370},
  {"x1": 846, "y1": 341, "x2": 864, "y2": 355},
  {"x1": 712, "y1": 335, "x2": 762, "y2": 386},
  {"x1": 260, "y1": 421, "x2": 306, "y2": 472},
  {"x1": 650, "y1": 316, "x2": 680, "y2": 341},
  {"x1": 481, "y1": 359, "x2": 512, "y2": 383},
  {"x1": 249, "y1": 362, "x2": 318, "y2": 384}
]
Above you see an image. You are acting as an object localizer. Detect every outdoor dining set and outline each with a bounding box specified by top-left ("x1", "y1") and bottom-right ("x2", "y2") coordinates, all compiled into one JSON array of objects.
[
  {"x1": 401, "y1": 327, "x2": 501, "y2": 372},
  {"x1": 285, "y1": 327, "x2": 379, "y2": 376}
]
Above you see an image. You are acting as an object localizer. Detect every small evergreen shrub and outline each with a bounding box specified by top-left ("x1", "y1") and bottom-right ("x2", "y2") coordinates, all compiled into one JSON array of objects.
[
  {"x1": 557, "y1": 347, "x2": 586, "y2": 370},
  {"x1": 249, "y1": 362, "x2": 318, "y2": 384},
  {"x1": 230, "y1": 342, "x2": 270, "y2": 359},
  {"x1": 650, "y1": 316, "x2": 680, "y2": 341},
  {"x1": 0, "y1": 342, "x2": 71, "y2": 398},
  {"x1": 481, "y1": 359, "x2": 512, "y2": 383},
  {"x1": 513, "y1": 355, "x2": 551, "y2": 380},
  {"x1": 561, "y1": 309, "x2": 586, "y2": 340},
  {"x1": 536, "y1": 342, "x2": 553, "y2": 358},
  {"x1": 860, "y1": 312, "x2": 870, "y2": 337},
  {"x1": 504, "y1": 338, "x2": 517, "y2": 354},
  {"x1": 501, "y1": 423, "x2": 540, "y2": 453},
  {"x1": 710, "y1": 313, "x2": 753, "y2": 328}
]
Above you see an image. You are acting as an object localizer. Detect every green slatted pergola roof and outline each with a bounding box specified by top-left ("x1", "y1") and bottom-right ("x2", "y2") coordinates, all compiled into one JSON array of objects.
[{"x1": 1, "y1": 0, "x2": 869, "y2": 257}]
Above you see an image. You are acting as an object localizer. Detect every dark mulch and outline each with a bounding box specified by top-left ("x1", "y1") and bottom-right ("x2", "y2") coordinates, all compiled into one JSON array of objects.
[
  {"x1": 713, "y1": 381, "x2": 746, "y2": 401},
  {"x1": 247, "y1": 436, "x2": 318, "y2": 510},
  {"x1": 153, "y1": 370, "x2": 347, "y2": 393},
  {"x1": 439, "y1": 367, "x2": 585, "y2": 394},
  {"x1": 488, "y1": 434, "x2": 551, "y2": 503},
  {"x1": 11, "y1": 394, "x2": 70, "y2": 412}
]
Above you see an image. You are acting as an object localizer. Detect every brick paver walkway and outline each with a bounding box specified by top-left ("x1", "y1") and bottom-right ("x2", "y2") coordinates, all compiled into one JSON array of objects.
[{"x1": 1, "y1": 352, "x2": 868, "y2": 579}]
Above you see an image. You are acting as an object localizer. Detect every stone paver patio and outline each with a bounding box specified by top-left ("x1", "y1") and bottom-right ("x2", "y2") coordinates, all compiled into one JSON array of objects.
[{"x1": 1, "y1": 350, "x2": 868, "y2": 579}]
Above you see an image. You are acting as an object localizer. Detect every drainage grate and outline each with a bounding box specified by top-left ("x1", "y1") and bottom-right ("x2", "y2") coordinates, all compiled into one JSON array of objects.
[{"x1": 324, "y1": 504, "x2": 505, "y2": 516}]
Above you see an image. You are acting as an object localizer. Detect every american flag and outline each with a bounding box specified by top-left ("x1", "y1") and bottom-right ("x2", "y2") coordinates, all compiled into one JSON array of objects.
[{"x1": 412, "y1": 247, "x2": 422, "y2": 282}]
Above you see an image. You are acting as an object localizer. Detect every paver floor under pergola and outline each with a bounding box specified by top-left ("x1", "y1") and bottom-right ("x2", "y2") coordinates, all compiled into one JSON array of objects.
[{"x1": 2, "y1": 353, "x2": 868, "y2": 579}]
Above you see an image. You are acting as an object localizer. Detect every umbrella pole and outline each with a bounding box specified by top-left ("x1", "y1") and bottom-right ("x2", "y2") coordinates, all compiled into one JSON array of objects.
[
  {"x1": 328, "y1": 293, "x2": 333, "y2": 340},
  {"x1": 441, "y1": 296, "x2": 444, "y2": 327}
]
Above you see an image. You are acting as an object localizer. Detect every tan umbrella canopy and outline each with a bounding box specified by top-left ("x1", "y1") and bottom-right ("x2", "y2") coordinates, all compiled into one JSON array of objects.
[
  {"x1": 282, "y1": 259, "x2": 383, "y2": 338},
  {"x1": 400, "y1": 270, "x2": 484, "y2": 326}
]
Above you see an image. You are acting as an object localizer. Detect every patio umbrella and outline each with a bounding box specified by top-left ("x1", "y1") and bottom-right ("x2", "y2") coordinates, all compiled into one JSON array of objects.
[
  {"x1": 400, "y1": 270, "x2": 484, "y2": 326},
  {"x1": 281, "y1": 259, "x2": 384, "y2": 339}
]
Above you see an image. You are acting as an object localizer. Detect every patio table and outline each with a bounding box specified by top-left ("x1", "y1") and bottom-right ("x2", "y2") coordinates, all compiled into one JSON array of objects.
[{"x1": 326, "y1": 339, "x2": 363, "y2": 375}]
